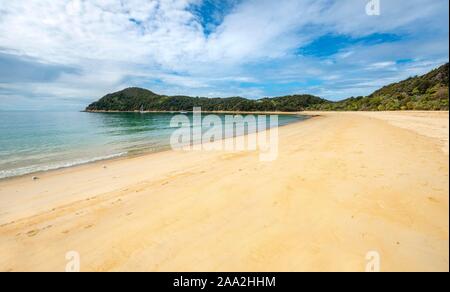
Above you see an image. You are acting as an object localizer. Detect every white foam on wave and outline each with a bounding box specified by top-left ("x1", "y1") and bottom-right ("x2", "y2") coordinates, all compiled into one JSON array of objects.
[{"x1": 0, "y1": 152, "x2": 127, "y2": 179}]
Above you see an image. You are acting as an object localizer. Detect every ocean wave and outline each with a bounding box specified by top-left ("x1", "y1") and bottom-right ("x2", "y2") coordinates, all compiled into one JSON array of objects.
[{"x1": 0, "y1": 152, "x2": 127, "y2": 179}]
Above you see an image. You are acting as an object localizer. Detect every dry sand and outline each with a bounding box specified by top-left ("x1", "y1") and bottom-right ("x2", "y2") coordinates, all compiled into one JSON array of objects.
[{"x1": 0, "y1": 111, "x2": 448, "y2": 272}]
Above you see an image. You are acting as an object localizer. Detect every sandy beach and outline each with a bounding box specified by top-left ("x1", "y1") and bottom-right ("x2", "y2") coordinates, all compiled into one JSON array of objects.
[{"x1": 0, "y1": 111, "x2": 448, "y2": 272}]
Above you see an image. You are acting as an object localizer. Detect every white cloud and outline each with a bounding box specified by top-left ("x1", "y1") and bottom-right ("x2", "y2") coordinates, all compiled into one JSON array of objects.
[
  {"x1": 368, "y1": 61, "x2": 397, "y2": 69},
  {"x1": 0, "y1": 0, "x2": 448, "y2": 108}
]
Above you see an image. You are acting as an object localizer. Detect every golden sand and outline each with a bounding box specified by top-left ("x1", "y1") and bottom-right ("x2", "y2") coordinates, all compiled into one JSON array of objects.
[{"x1": 0, "y1": 111, "x2": 448, "y2": 272}]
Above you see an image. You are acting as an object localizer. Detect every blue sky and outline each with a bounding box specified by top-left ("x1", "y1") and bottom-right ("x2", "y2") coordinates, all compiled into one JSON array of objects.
[{"x1": 0, "y1": 0, "x2": 448, "y2": 110}]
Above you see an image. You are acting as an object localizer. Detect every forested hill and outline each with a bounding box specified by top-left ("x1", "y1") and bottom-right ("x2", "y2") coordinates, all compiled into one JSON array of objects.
[
  {"x1": 86, "y1": 63, "x2": 449, "y2": 112},
  {"x1": 309, "y1": 63, "x2": 449, "y2": 111},
  {"x1": 85, "y1": 88, "x2": 328, "y2": 112}
]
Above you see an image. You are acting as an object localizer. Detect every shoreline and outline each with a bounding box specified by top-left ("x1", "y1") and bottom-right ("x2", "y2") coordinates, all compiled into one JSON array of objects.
[
  {"x1": 1, "y1": 110, "x2": 447, "y2": 187},
  {"x1": 0, "y1": 111, "x2": 448, "y2": 271},
  {"x1": 84, "y1": 109, "x2": 448, "y2": 114},
  {"x1": 0, "y1": 112, "x2": 313, "y2": 182},
  {"x1": 83, "y1": 109, "x2": 310, "y2": 115}
]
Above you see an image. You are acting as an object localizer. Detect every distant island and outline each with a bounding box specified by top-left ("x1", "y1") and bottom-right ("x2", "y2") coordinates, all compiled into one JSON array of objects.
[{"x1": 86, "y1": 63, "x2": 449, "y2": 112}]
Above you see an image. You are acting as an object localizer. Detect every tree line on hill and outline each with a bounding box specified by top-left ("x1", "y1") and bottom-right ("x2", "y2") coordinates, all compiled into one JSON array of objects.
[{"x1": 86, "y1": 63, "x2": 449, "y2": 112}]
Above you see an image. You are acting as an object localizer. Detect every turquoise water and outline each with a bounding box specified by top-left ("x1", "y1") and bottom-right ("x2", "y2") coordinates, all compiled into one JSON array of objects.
[{"x1": 0, "y1": 111, "x2": 305, "y2": 179}]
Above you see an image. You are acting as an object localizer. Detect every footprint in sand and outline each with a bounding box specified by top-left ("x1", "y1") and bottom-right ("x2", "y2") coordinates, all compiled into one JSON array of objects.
[
  {"x1": 111, "y1": 199, "x2": 121, "y2": 205},
  {"x1": 428, "y1": 197, "x2": 439, "y2": 203},
  {"x1": 26, "y1": 229, "x2": 40, "y2": 237}
]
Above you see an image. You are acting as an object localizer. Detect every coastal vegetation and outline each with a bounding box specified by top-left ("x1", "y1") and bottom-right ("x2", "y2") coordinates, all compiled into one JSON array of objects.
[{"x1": 86, "y1": 63, "x2": 449, "y2": 112}]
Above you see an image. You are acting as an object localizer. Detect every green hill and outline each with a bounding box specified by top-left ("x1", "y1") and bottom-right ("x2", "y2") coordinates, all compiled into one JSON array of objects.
[
  {"x1": 85, "y1": 88, "x2": 327, "y2": 112},
  {"x1": 310, "y1": 63, "x2": 449, "y2": 111},
  {"x1": 86, "y1": 63, "x2": 449, "y2": 112}
]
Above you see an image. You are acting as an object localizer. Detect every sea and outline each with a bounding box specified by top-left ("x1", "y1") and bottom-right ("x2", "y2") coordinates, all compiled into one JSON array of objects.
[{"x1": 0, "y1": 111, "x2": 306, "y2": 179}]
